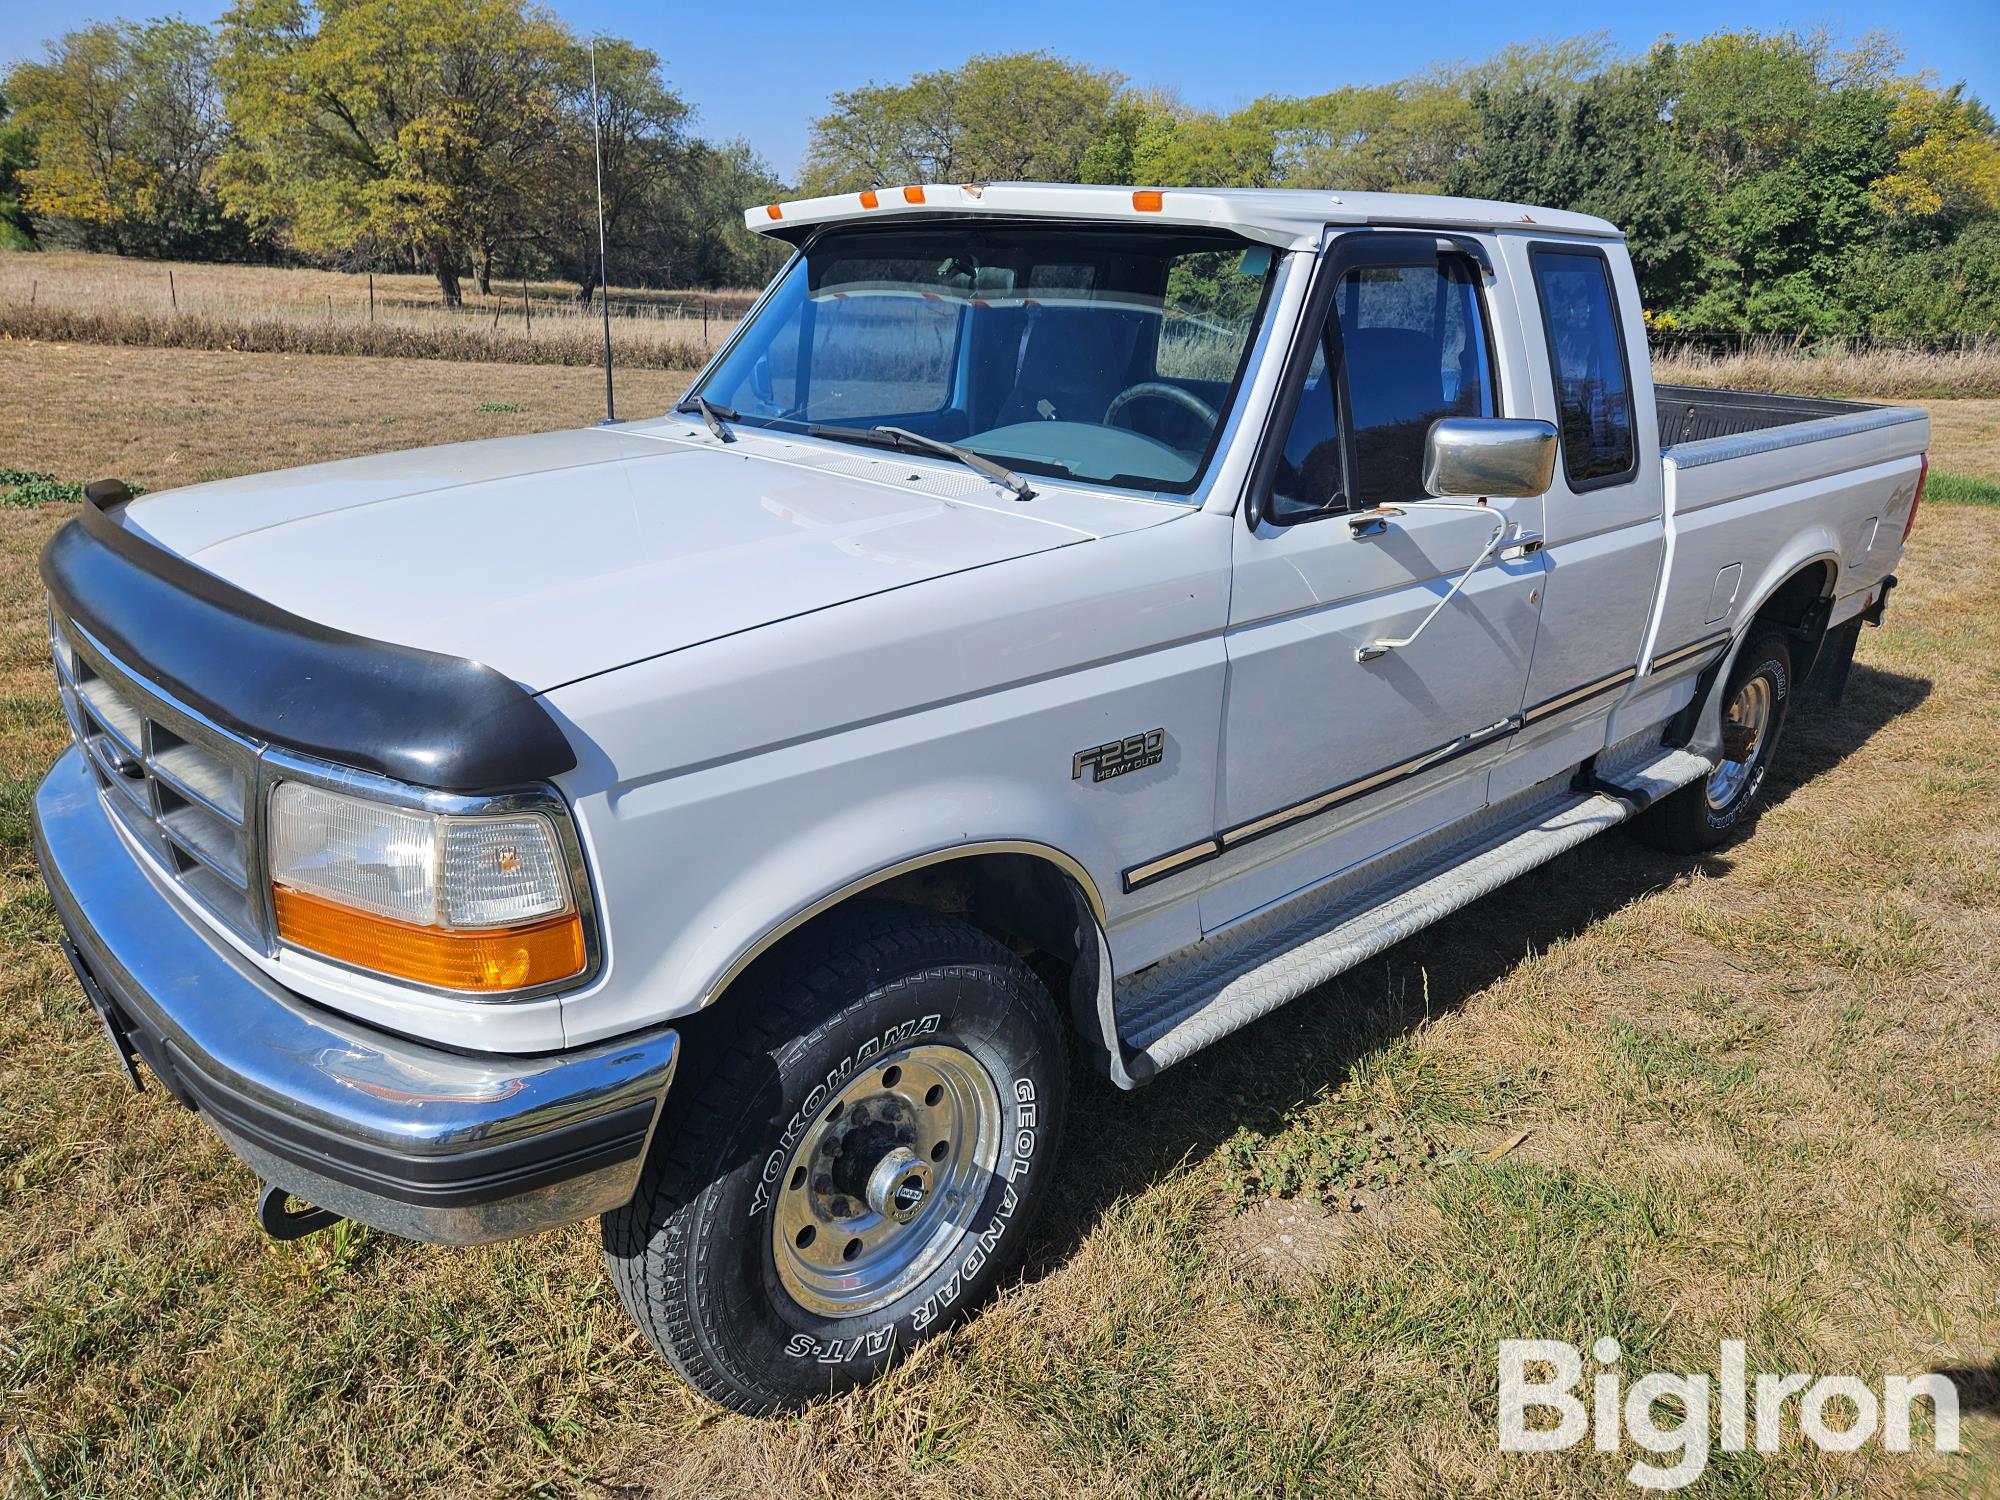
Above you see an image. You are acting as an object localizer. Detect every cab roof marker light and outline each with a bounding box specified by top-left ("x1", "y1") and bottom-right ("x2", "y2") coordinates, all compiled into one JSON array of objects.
[
  {"x1": 903, "y1": 185, "x2": 925, "y2": 204},
  {"x1": 859, "y1": 189, "x2": 878, "y2": 209},
  {"x1": 765, "y1": 203, "x2": 782, "y2": 220},
  {"x1": 1133, "y1": 189, "x2": 1164, "y2": 212}
]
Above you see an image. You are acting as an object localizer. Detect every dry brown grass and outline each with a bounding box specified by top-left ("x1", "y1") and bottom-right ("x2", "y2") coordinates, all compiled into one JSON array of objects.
[
  {"x1": 1652, "y1": 338, "x2": 2000, "y2": 399},
  {"x1": 2, "y1": 351, "x2": 2000, "y2": 1496},
  {"x1": 1928, "y1": 398, "x2": 2000, "y2": 483},
  {"x1": 0, "y1": 250, "x2": 749, "y2": 368},
  {"x1": 0, "y1": 301, "x2": 714, "y2": 369},
  {"x1": 0, "y1": 341, "x2": 690, "y2": 492}
]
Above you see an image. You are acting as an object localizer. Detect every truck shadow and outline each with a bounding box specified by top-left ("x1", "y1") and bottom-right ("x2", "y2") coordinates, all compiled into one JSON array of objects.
[
  {"x1": 1025, "y1": 658, "x2": 1933, "y2": 1272},
  {"x1": 1769, "y1": 658, "x2": 1934, "y2": 806},
  {"x1": 1929, "y1": 1361, "x2": 2000, "y2": 1414}
]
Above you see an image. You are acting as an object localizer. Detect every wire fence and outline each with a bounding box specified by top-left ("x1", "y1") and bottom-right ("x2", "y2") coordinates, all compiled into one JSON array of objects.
[{"x1": 1647, "y1": 328, "x2": 2000, "y2": 357}]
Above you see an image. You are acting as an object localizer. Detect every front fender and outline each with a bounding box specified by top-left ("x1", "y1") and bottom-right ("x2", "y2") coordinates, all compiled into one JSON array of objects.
[
  {"x1": 570, "y1": 764, "x2": 1126, "y2": 1048},
  {"x1": 684, "y1": 799, "x2": 1111, "y2": 1012}
]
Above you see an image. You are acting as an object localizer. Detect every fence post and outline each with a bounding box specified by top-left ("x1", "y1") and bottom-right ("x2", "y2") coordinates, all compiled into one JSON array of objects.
[
  {"x1": 368, "y1": 273, "x2": 375, "y2": 322},
  {"x1": 522, "y1": 273, "x2": 531, "y2": 336},
  {"x1": 168, "y1": 268, "x2": 176, "y2": 311},
  {"x1": 703, "y1": 298, "x2": 709, "y2": 342},
  {"x1": 327, "y1": 294, "x2": 334, "y2": 321}
]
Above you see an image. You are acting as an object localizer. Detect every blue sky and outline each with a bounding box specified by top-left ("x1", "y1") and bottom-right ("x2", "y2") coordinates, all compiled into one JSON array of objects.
[{"x1": 2, "y1": 0, "x2": 1994, "y2": 181}]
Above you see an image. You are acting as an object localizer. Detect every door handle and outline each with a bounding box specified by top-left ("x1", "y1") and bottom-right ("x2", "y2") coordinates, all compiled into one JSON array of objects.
[
  {"x1": 1499, "y1": 530, "x2": 1544, "y2": 561},
  {"x1": 1355, "y1": 504, "x2": 1523, "y2": 663},
  {"x1": 1347, "y1": 506, "x2": 1403, "y2": 539}
]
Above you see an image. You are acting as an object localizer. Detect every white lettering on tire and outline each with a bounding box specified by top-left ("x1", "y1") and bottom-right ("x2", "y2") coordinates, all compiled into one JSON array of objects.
[{"x1": 747, "y1": 1014, "x2": 941, "y2": 1220}]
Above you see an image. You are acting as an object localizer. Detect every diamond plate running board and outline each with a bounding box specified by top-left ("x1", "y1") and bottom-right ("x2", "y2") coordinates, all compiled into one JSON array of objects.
[{"x1": 1112, "y1": 746, "x2": 1713, "y2": 1077}]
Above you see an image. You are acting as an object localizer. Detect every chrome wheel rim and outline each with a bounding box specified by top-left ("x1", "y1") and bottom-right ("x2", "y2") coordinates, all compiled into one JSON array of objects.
[
  {"x1": 1707, "y1": 674, "x2": 1774, "y2": 810},
  {"x1": 771, "y1": 1042, "x2": 1002, "y2": 1318}
]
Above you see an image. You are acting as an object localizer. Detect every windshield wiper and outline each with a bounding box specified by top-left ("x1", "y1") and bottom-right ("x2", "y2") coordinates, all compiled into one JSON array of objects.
[
  {"x1": 675, "y1": 395, "x2": 737, "y2": 443},
  {"x1": 872, "y1": 425, "x2": 1036, "y2": 502}
]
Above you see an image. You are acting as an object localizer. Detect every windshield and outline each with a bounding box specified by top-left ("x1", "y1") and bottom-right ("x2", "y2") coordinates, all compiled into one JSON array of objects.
[{"x1": 692, "y1": 223, "x2": 1279, "y2": 495}]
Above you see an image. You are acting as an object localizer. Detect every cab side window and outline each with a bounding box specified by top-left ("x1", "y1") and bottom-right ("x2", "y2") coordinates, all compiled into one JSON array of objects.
[
  {"x1": 1530, "y1": 247, "x2": 1636, "y2": 489},
  {"x1": 1268, "y1": 255, "x2": 1495, "y2": 522}
]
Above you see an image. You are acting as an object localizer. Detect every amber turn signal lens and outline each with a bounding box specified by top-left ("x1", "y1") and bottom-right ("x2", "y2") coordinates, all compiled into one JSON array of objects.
[
  {"x1": 275, "y1": 886, "x2": 586, "y2": 993},
  {"x1": 1132, "y1": 189, "x2": 1164, "y2": 212}
]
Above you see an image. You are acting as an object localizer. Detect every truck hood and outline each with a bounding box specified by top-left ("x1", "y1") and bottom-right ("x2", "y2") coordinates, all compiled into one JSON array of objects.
[{"x1": 119, "y1": 419, "x2": 1174, "y2": 690}]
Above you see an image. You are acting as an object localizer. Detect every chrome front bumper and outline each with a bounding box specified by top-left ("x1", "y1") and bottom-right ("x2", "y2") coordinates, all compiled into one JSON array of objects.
[{"x1": 32, "y1": 746, "x2": 678, "y2": 1245}]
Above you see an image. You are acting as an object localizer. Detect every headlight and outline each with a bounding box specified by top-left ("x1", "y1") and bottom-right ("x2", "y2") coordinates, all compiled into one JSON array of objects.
[{"x1": 269, "y1": 780, "x2": 587, "y2": 995}]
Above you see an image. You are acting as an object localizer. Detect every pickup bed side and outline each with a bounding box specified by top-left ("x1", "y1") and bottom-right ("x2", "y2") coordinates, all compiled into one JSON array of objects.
[{"x1": 1652, "y1": 388, "x2": 1923, "y2": 671}]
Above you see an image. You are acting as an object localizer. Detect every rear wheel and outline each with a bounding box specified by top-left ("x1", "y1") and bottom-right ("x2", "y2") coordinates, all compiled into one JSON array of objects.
[
  {"x1": 1632, "y1": 624, "x2": 1794, "y2": 855},
  {"x1": 602, "y1": 903, "x2": 1068, "y2": 1414}
]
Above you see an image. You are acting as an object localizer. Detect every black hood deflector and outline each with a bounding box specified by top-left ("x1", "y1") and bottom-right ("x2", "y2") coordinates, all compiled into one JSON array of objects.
[{"x1": 40, "y1": 491, "x2": 577, "y2": 794}]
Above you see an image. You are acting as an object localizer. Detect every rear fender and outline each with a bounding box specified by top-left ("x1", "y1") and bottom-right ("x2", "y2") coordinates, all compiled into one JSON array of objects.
[{"x1": 1676, "y1": 549, "x2": 1837, "y2": 763}]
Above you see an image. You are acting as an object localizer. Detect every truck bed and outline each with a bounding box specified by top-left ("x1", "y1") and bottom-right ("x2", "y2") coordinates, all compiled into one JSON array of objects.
[
  {"x1": 1654, "y1": 384, "x2": 1881, "y2": 447},
  {"x1": 1648, "y1": 382, "x2": 1927, "y2": 661}
]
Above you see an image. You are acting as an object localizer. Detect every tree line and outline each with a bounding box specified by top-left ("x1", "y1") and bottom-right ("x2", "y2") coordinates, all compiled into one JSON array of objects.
[
  {"x1": 797, "y1": 36, "x2": 2000, "y2": 337},
  {"x1": 0, "y1": 1, "x2": 786, "y2": 302},
  {"x1": 3, "y1": 18, "x2": 1996, "y2": 333}
]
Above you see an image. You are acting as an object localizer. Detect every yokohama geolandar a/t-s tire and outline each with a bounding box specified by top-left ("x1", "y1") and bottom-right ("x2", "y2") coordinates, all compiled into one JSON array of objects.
[
  {"x1": 1634, "y1": 624, "x2": 1795, "y2": 856},
  {"x1": 602, "y1": 903, "x2": 1070, "y2": 1414}
]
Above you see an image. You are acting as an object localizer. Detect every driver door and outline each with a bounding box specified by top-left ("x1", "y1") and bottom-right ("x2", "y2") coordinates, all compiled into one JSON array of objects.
[{"x1": 1199, "y1": 232, "x2": 1546, "y2": 930}]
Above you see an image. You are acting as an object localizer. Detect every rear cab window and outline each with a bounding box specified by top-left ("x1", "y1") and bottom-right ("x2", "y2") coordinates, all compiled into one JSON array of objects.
[{"x1": 1528, "y1": 245, "x2": 1636, "y2": 490}]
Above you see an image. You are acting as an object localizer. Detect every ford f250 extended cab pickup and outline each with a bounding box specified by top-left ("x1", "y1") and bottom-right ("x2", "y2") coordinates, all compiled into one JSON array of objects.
[{"x1": 32, "y1": 183, "x2": 1927, "y2": 1414}]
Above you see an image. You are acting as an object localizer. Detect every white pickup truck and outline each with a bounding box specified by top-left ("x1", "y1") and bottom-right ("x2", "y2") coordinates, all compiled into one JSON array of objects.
[{"x1": 33, "y1": 183, "x2": 1926, "y2": 1413}]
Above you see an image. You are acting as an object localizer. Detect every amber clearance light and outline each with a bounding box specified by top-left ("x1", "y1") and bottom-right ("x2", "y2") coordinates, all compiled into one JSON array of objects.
[
  {"x1": 268, "y1": 780, "x2": 589, "y2": 995},
  {"x1": 274, "y1": 887, "x2": 586, "y2": 993}
]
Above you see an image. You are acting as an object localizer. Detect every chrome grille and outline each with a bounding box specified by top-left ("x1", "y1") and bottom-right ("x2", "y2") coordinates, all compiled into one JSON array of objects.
[{"x1": 50, "y1": 609, "x2": 268, "y2": 947}]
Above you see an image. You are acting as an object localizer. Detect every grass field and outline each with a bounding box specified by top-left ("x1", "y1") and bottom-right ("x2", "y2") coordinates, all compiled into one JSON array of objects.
[
  {"x1": 3, "y1": 339, "x2": 2000, "y2": 1497},
  {"x1": 1653, "y1": 339, "x2": 2000, "y2": 400},
  {"x1": 0, "y1": 251, "x2": 750, "y2": 370}
]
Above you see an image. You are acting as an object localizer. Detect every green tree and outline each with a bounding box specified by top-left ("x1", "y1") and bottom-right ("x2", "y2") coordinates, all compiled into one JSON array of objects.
[
  {"x1": 1279, "y1": 83, "x2": 1482, "y2": 194},
  {"x1": 1452, "y1": 59, "x2": 1702, "y2": 306},
  {"x1": 217, "y1": 0, "x2": 568, "y2": 303},
  {"x1": 677, "y1": 137, "x2": 786, "y2": 287},
  {"x1": 4, "y1": 19, "x2": 234, "y2": 255},
  {"x1": 800, "y1": 52, "x2": 1124, "y2": 192},
  {"x1": 0, "y1": 85, "x2": 35, "y2": 250},
  {"x1": 1448, "y1": 34, "x2": 1617, "y2": 103},
  {"x1": 521, "y1": 35, "x2": 689, "y2": 303},
  {"x1": 1121, "y1": 95, "x2": 1297, "y2": 189},
  {"x1": 1870, "y1": 79, "x2": 2000, "y2": 223}
]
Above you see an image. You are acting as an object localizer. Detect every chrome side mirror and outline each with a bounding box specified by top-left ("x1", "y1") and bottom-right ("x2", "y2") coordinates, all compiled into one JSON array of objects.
[{"x1": 1422, "y1": 418, "x2": 1558, "y2": 500}]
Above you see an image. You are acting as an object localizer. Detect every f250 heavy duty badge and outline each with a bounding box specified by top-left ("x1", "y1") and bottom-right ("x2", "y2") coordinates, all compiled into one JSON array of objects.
[{"x1": 1072, "y1": 729, "x2": 1165, "y2": 783}]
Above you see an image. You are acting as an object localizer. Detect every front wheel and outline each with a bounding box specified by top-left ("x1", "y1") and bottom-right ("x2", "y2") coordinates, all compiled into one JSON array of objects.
[
  {"x1": 602, "y1": 904, "x2": 1069, "y2": 1414},
  {"x1": 1632, "y1": 623, "x2": 1794, "y2": 855}
]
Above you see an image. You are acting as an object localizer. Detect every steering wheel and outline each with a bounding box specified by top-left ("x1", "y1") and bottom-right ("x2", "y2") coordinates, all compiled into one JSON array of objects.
[{"x1": 1104, "y1": 381, "x2": 1219, "y2": 432}]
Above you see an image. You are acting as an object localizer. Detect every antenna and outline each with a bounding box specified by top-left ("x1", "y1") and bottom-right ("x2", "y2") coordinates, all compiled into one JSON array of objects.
[{"x1": 589, "y1": 36, "x2": 616, "y2": 424}]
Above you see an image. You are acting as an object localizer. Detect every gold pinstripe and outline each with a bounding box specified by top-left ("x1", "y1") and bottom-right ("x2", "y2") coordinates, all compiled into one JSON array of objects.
[{"x1": 1521, "y1": 666, "x2": 1639, "y2": 723}]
